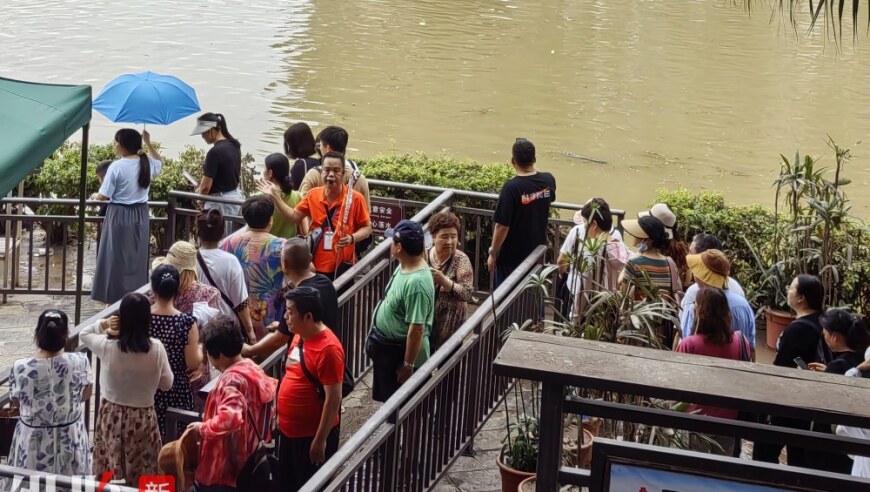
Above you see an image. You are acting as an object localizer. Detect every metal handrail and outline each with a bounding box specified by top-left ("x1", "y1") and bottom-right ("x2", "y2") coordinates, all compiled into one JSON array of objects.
[
  {"x1": 300, "y1": 245, "x2": 546, "y2": 491},
  {"x1": 191, "y1": 190, "x2": 455, "y2": 396},
  {"x1": 167, "y1": 190, "x2": 245, "y2": 206},
  {"x1": 0, "y1": 197, "x2": 169, "y2": 208},
  {"x1": 366, "y1": 178, "x2": 626, "y2": 216}
]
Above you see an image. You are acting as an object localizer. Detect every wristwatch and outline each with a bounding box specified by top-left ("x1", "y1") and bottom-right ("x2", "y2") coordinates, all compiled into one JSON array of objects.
[{"x1": 402, "y1": 361, "x2": 415, "y2": 370}]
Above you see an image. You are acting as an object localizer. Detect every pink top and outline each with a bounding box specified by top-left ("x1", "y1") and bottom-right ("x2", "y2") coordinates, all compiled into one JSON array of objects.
[{"x1": 676, "y1": 331, "x2": 750, "y2": 420}]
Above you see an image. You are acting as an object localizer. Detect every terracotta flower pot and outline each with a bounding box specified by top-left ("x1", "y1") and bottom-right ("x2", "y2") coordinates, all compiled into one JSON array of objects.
[
  {"x1": 577, "y1": 428, "x2": 595, "y2": 469},
  {"x1": 764, "y1": 308, "x2": 796, "y2": 350},
  {"x1": 582, "y1": 417, "x2": 602, "y2": 437},
  {"x1": 518, "y1": 476, "x2": 537, "y2": 492},
  {"x1": 497, "y1": 454, "x2": 535, "y2": 492}
]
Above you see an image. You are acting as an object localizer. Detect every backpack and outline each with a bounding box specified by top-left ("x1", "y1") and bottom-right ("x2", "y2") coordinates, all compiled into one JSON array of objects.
[
  {"x1": 298, "y1": 338, "x2": 355, "y2": 398},
  {"x1": 237, "y1": 403, "x2": 279, "y2": 492}
]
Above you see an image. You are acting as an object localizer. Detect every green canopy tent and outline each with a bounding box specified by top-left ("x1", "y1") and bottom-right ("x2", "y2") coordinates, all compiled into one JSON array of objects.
[{"x1": 0, "y1": 77, "x2": 92, "y2": 322}]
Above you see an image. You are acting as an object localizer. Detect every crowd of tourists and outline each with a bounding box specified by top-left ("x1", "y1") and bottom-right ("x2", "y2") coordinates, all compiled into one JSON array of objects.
[
  {"x1": 6, "y1": 117, "x2": 477, "y2": 491},
  {"x1": 5, "y1": 119, "x2": 870, "y2": 490}
]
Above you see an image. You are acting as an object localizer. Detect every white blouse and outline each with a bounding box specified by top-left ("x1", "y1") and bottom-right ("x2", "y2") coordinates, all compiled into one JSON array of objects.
[{"x1": 79, "y1": 321, "x2": 173, "y2": 408}]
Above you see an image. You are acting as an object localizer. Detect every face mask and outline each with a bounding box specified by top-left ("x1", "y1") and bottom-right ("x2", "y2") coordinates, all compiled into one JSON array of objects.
[{"x1": 637, "y1": 242, "x2": 649, "y2": 253}]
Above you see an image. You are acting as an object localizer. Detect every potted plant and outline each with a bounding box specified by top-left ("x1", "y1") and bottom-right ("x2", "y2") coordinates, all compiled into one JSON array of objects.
[
  {"x1": 750, "y1": 139, "x2": 859, "y2": 349},
  {"x1": 517, "y1": 476, "x2": 536, "y2": 492},
  {"x1": 497, "y1": 414, "x2": 538, "y2": 492}
]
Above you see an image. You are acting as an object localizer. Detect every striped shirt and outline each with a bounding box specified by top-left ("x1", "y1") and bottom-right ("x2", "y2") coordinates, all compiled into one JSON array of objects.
[{"x1": 622, "y1": 256, "x2": 675, "y2": 300}]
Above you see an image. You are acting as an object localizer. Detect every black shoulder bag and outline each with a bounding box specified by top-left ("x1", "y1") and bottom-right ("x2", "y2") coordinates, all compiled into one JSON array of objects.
[
  {"x1": 197, "y1": 251, "x2": 246, "y2": 329},
  {"x1": 298, "y1": 338, "x2": 354, "y2": 399}
]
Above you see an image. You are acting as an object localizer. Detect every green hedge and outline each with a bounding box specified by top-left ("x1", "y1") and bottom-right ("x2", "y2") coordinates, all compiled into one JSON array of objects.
[
  {"x1": 654, "y1": 188, "x2": 776, "y2": 305},
  {"x1": 360, "y1": 153, "x2": 515, "y2": 290},
  {"x1": 23, "y1": 141, "x2": 258, "y2": 247},
  {"x1": 655, "y1": 187, "x2": 870, "y2": 313},
  {"x1": 359, "y1": 152, "x2": 513, "y2": 199},
  {"x1": 24, "y1": 141, "x2": 258, "y2": 205}
]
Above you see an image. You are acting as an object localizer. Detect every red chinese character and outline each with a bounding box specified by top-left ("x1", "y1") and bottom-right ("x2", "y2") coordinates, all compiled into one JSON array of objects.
[{"x1": 139, "y1": 475, "x2": 175, "y2": 492}]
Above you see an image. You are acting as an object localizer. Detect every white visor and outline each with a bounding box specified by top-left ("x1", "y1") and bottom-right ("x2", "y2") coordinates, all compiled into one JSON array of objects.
[{"x1": 190, "y1": 120, "x2": 218, "y2": 136}]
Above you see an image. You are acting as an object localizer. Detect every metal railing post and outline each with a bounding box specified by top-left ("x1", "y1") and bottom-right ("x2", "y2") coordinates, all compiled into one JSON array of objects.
[
  {"x1": 73, "y1": 123, "x2": 89, "y2": 325},
  {"x1": 536, "y1": 382, "x2": 565, "y2": 490},
  {"x1": 165, "y1": 195, "x2": 178, "y2": 252},
  {"x1": 380, "y1": 411, "x2": 401, "y2": 492}
]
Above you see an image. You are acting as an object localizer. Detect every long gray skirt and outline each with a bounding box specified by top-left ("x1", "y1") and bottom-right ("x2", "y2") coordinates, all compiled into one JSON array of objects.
[{"x1": 91, "y1": 203, "x2": 150, "y2": 304}]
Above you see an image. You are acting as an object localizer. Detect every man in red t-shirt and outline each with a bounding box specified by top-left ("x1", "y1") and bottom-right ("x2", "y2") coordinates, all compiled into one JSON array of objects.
[{"x1": 276, "y1": 286, "x2": 345, "y2": 490}]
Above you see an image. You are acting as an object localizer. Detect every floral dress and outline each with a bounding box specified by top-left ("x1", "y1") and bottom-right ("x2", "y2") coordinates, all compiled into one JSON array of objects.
[
  {"x1": 150, "y1": 313, "x2": 196, "y2": 441},
  {"x1": 148, "y1": 282, "x2": 219, "y2": 408},
  {"x1": 8, "y1": 353, "x2": 92, "y2": 475},
  {"x1": 220, "y1": 230, "x2": 286, "y2": 339},
  {"x1": 428, "y1": 249, "x2": 474, "y2": 350},
  {"x1": 173, "y1": 281, "x2": 220, "y2": 314}
]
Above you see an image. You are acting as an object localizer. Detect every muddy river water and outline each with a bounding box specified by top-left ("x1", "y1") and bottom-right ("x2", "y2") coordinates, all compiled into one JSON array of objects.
[{"x1": 3, "y1": 0, "x2": 870, "y2": 214}]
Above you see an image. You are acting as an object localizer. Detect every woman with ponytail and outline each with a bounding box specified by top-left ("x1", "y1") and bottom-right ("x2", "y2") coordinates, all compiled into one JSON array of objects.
[
  {"x1": 802, "y1": 308, "x2": 870, "y2": 474},
  {"x1": 149, "y1": 241, "x2": 220, "y2": 410},
  {"x1": 91, "y1": 129, "x2": 163, "y2": 304},
  {"x1": 8, "y1": 309, "x2": 92, "y2": 476},
  {"x1": 191, "y1": 113, "x2": 243, "y2": 232},
  {"x1": 811, "y1": 309, "x2": 870, "y2": 375},
  {"x1": 148, "y1": 264, "x2": 201, "y2": 440},
  {"x1": 263, "y1": 153, "x2": 304, "y2": 238}
]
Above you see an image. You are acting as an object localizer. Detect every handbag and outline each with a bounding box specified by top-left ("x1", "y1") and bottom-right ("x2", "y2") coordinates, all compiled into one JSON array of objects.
[
  {"x1": 365, "y1": 325, "x2": 407, "y2": 360},
  {"x1": 196, "y1": 251, "x2": 244, "y2": 328},
  {"x1": 364, "y1": 270, "x2": 407, "y2": 361},
  {"x1": 0, "y1": 401, "x2": 19, "y2": 459}
]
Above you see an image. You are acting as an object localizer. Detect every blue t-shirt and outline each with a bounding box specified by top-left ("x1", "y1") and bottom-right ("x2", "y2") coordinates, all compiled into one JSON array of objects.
[
  {"x1": 681, "y1": 287, "x2": 756, "y2": 348},
  {"x1": 98, "y1": 156, "x2": 162, "y2": 204}
]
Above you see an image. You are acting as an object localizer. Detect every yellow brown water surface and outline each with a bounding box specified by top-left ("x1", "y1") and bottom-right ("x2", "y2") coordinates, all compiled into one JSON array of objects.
[{"x1": 3, "y1": 0, "x2": 870, "y2": 214}]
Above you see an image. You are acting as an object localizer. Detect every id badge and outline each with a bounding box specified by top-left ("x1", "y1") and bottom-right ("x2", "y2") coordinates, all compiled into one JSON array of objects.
[{"x1": 323, "y1": 231, "x2": 334, "y2": 251}]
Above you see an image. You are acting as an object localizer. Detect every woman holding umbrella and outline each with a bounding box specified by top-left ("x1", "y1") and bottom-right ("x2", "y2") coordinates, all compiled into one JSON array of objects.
[
  {"x1": 90, "y1": 129, "x2": 163, "y2": 304},
  {"x1": 191, "y1": 113, "x2": 243, "y2": 230}
]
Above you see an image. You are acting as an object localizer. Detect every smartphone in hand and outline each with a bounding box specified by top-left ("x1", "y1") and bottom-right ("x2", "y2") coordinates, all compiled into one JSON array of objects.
[{"x1": 793, "y1": 357, "x2": 809, "y2": 370}]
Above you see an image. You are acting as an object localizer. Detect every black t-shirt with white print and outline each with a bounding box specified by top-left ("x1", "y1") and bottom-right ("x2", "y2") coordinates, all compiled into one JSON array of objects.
[{"x1": 492, "y1": 172, "x2": 556, "y2": 270}]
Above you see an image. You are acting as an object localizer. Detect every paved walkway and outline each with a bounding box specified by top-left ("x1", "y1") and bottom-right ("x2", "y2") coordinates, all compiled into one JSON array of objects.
[{"x1": 0, "y1": 293, "x2": 105, "y2": 370}]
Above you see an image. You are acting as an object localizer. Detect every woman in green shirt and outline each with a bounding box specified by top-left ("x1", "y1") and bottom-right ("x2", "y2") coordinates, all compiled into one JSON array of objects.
[{"x1": 263, "y1": 153, "x2": 304, "y2": 238}]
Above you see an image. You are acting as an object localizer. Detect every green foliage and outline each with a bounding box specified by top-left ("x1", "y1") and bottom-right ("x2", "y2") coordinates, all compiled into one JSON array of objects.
[
  {"x1": 502, "y1": 416, "x2": 539, "y2": 473},
  {"x1": 654, "y1": 187, "x2": 775, "y2": 308},
  {"x1": 26, "y1": 141, "x2": 259, "y2": 205},
  {"x1": 361, "y1": 152, "x2": 515, "y2": 289},
  {"x1": 360, "y1": 152, "x2": 514, "y2": 197},
  {"x1": 23, "y1": 142, "x2": 115, "y2": 212},
  {"x1": 23, "y1": 141, "x2": 260, "y2": 248},
  {"x1": 655, "y1": 161, "x2": 870, "y2": 313}
]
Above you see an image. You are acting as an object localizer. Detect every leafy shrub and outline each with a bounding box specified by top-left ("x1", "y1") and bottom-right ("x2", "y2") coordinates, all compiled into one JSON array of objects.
[
  {"x1": 361, "y1": 153, "x2": 515, "y2": 289},
  {"x1": 655, "y1": 187, "x2": 870, "y2": 313},
  {"x1": 23, "y1": 142, "x2": 115, "y2": 208},
  {"x1": 654, "y1": 188, "x2": 775, "y2": 303},
  {"x1": 24, "y1": 141, "x2": 259, "y2": 248},
  {"x1": 360, "y1": 152, "x2": 513, "y2": 199}
]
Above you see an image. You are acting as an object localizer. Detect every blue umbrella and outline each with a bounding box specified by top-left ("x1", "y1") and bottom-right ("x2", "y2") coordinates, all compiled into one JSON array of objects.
[{"x1": 93, "y1": 71, "x2": 200, "y2": 125}]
